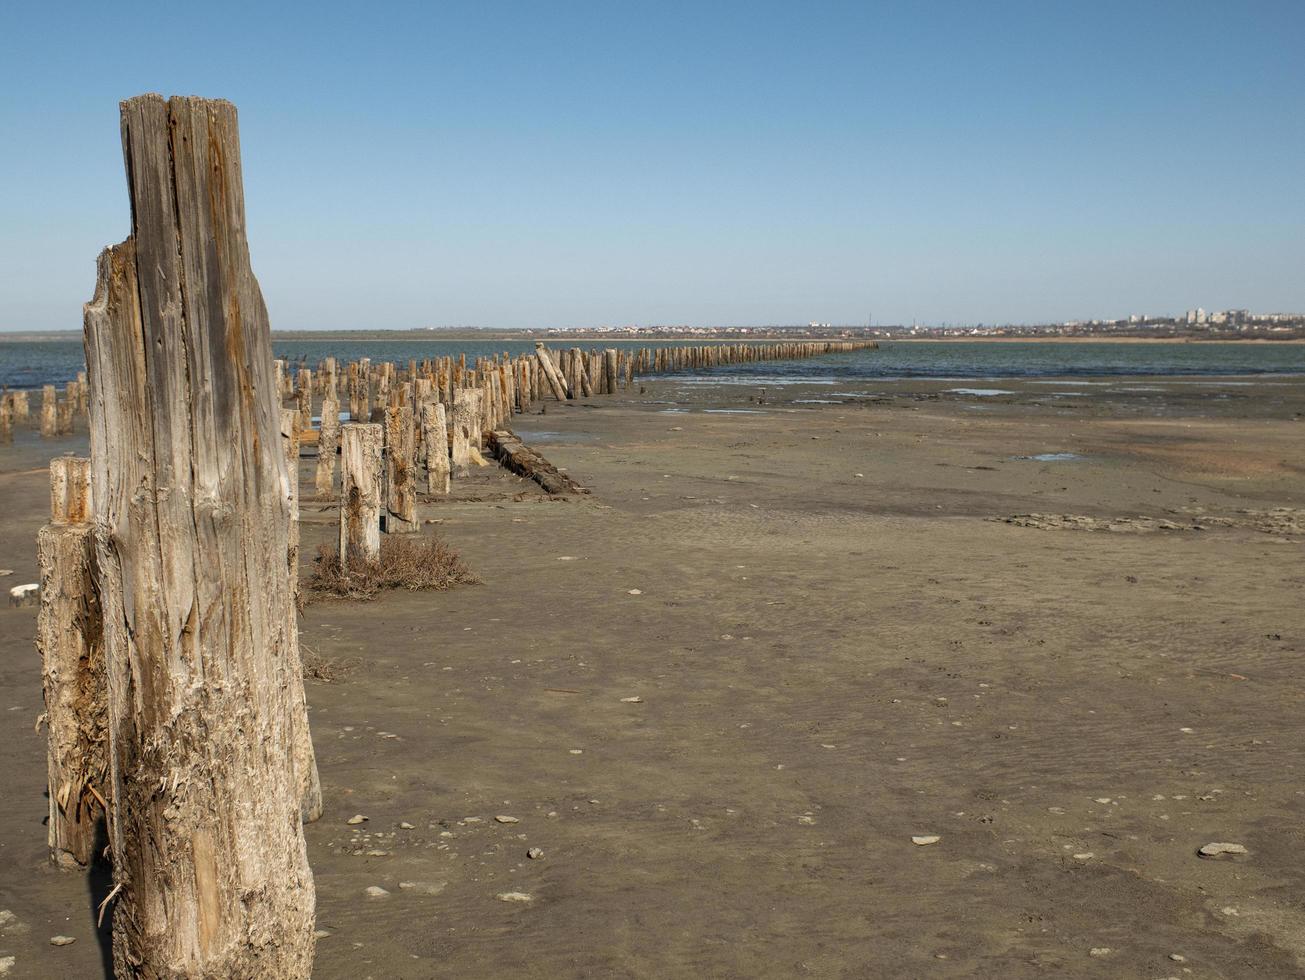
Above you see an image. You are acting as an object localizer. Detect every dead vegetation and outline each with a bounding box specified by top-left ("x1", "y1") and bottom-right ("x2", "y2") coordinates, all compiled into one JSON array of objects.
[
  {"x1": 299, "y1": 644, "x2": 361, "y2": 682},
  {"x1": 303, "y1": 535, "x2": 479, "y2": 601}
]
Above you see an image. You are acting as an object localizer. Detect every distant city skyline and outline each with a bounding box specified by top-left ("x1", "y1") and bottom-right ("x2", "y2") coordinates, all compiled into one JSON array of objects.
[{"x1": 2, "y1": 1, "x2": 1303, "y2": 333}]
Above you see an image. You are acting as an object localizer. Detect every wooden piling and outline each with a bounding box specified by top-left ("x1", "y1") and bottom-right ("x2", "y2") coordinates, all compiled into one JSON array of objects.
[
  {"x1": 36, "y1": 456, "x2": 106, "y2": 869},
  {"x1": 339, "y1": 422, "x2": 383, "y2": 566},
  {"x1": 384, "y1": 405, "x2": 418, "y2": 533},
  {"x1": 422, "y1": 401, "x2": 451, "y2": 494},
  {"x1": 316, "y1": 393, "x2": 340, "y2": 496},
  {"x1": 82, "y1": 94, "x2": 316, "y2": 978}
]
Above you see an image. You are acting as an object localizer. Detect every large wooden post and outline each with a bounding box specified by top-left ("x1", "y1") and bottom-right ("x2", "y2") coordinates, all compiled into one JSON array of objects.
[
  {"x1": 339, "y1": 422, "x2": 383, "y2": 567},
  {"x1": 82, "y1": 94, "x2": 316, "y2": 977},
  {"x1": 36, "y1": 456, "x2": 107, "y2": 869}
]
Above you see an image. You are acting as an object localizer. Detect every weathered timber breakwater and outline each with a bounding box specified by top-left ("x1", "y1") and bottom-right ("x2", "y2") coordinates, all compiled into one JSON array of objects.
[{"x1": 0, "y1": 339, "x2": 875, "y2": 448}]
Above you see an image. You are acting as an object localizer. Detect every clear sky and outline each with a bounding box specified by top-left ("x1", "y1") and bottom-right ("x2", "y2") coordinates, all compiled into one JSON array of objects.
[{"x1": 2, "y1": 1, "x2": 1302, "y2": 331}]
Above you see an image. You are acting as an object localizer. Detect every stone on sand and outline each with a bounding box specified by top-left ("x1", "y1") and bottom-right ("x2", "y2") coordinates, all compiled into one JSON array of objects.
[{"x1": 1198, "y1": 842, "x2": 1248, "y2": 859}]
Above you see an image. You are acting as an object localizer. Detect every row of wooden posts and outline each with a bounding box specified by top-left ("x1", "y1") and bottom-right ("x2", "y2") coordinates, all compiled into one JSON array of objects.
[
  {"x1": 1, "y1": 337, "x2": 875, "y2": 446},
  {"x1": 0, "y1": 377, "x2": 88, "y2": 440},
  {"x1": 30, "y1": 93, "x2": 877, "y2": 977},
  {"x1": 288, "y1": 338, "x2": 873, "y2": 561}
]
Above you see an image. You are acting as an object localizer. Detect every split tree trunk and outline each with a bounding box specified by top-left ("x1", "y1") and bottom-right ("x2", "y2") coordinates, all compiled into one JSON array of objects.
[
  {"x1": 82, "y1": 94, "x2": 316, "y2": 978},
  {"x1": 36, "y1": 456, "x2": 107, "y2": 869}
]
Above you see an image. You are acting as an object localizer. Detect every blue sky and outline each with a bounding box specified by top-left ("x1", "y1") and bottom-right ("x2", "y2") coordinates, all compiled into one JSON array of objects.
[{"x1": 2, "y1": 0, "x2": 1302, "y2": 330}]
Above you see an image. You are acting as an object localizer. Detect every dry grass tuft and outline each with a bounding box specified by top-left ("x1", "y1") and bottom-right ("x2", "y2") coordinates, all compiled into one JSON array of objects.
[
  {"x1": 304, "y1": 535, "x2": 479, "y2": 601},
  {"x1": 300, "y1": 644, "x2": 361, "y2": 682}
]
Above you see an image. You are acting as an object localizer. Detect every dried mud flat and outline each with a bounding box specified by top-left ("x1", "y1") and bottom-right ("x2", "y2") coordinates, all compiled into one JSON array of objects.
[{"x1": 1, "y1": 374, "x2": 1304, "y2": 979}]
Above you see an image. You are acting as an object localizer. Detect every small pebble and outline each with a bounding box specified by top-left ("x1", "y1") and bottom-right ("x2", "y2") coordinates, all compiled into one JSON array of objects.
[
  {"x1": 627, "y1": 589, "x2": 642, "y2": 595},
  {"x1": 398, "y1": 880, "x2": 447, "y2": 895},
  {"x1": 364, "y1": 886, "x2": 389, "y2": 898},
  {"x1": 496, "y1": 891, "x2": 533, "y2": 903},
  {"x1": 1169, "y1": 953, "x2": 1186, "y2": 962},
  {"x1": 797, "y1": 815, "x2": 817, "y2": 825},
  {"x1": 49, "y1": 936, "x2": 75, "y2": 947},
  {"x1": 1198, "y1": 842, "x2": 1248, "y2": 859},
  {"x1": 912, "y1": 835, "x2": 941, "y2": 846},
  {"x1": 527, "y1": 847, "x2": 544, "y2": 860},
  {"x1": 1089, "y1": 947, "x2": 1112, "y2": 958},
  {"x1": 346, "y1": 814, "x2": 368, "y2": 825},
  {"x1": 314, "y1": 930, "x2": 332, "y2": 939},
  {"x1": 620, "y1": 696, "x2": 643, "y2": 703},
  {"x1": 399, "y1": 821, "x2": 414, "y2": 830},
  {"x1": 495, "y1": 815, "x2": 519, "y2": 824}
]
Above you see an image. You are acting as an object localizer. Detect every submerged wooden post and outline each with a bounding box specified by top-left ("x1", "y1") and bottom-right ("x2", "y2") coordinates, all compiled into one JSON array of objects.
[
  {"x1": 339, "y1": 422, "x2": 383, "y2": 566},
  {"x1": 422, "y1": 401, "x2": 450, "y2": 494},
  {"x1": 384, "y1": 405, "x2": 418, "y2": 533},
  {"x1": 82, "y1": 94, "x2": 316, "y2": 977},
  {"x1": 36, "y1": 456, "x2": 107, "y2": 869}
]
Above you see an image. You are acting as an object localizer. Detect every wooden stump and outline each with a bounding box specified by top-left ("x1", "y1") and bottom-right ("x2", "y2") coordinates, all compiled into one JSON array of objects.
[
  {"x1": 451, "y1": 388, "x2": 482, "y2": 474},
  {"x1": 82, "y1": 94, "x2": 316, "y2": 978},
  {"x1": 41, "y1": 384, "x2": 58, "y2": 437},
  {"x1": 384, "y1": 405, "x2": 418, "y2": 533},
  {"x1": 296, "y1": 368, "x2": 313, "y2": 433},
  {"x1": 422, "y1": 402, "x2": 451, "y2": 494},
  {"x1": 36, "y1": 456, "x2": 107, "y2": 869},
  {"x1": 316, "y1": 394, "x2": 340, "y2": 496},
  {"x1": 339, "y1": 422, "x2": 383, "y2": 567}
]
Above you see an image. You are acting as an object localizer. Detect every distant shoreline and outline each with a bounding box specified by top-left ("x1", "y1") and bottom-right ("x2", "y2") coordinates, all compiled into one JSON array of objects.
[{"x1": 1, "y1": 331, "x2": 1301, "y2": 345}]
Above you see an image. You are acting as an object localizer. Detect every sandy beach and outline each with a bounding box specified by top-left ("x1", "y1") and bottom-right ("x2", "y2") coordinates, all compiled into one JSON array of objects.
[{"x1": 2, "y1": 373, "x2": 1303, "y2": 978}]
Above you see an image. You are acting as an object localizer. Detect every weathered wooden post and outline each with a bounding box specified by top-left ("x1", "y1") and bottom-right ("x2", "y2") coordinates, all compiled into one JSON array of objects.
[
  {"x1": 451, "y1": 387, "x2": 483, "y2": 473},
  {"x1": 40, "y1": 384, "x2": 58, "y2": 436},
  {"x1": 535, "y1": 342, "x2": 570, "y2": 400},
  {"x1": 82, "y1": 94, "x2": 316, "y2": 977},
  {"x1": 604, "y1": 348, "x2": 619, "y2": 394},
  {"x1": 36, "y1": 456, "x2": 107, "y2": 869},
  {"x1": 384, "y1": 405, "x2": 418, "y2": 533},
  {"x1": 296, "y1": 368, "x2": 313, "y2": 432},
  {"x1": 422, "y1": 401, "x2": 450, "y2": 494},
  {"x1": 316, "y1": 392, "x2": 340, "y2": 496},
  {"x1": 339, "y1": 422, "x2": 383, "y2": 567}
]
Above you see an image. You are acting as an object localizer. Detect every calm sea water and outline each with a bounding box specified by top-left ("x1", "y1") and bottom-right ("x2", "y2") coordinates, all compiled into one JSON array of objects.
[{"x1": 1, "y1": 338, "x2": 1302, "y2": 391}]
